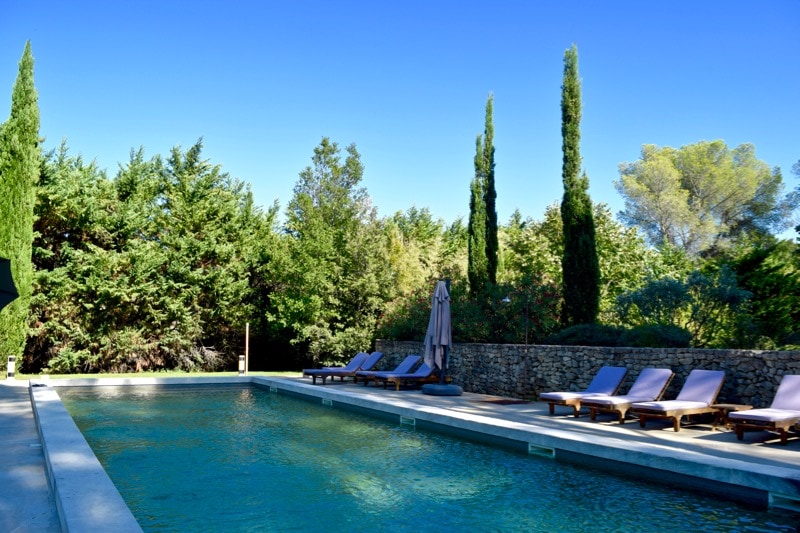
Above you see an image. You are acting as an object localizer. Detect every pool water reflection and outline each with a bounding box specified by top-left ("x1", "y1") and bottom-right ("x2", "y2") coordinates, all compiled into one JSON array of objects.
[{"x1": 59, "y1": 385, "x2": 798, "y2": 532}]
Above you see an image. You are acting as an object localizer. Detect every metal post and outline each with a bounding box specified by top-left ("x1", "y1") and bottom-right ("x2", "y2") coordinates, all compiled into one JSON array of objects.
[
  {"x1": 238, "y1": 355, "x2": 245, "y2": 376},
  {"x1": 245, "y1": 322, "x2": 250, "y2": 375},
  {"x1": 6, "y1": 355, "x2": 15, "y2": 380}
]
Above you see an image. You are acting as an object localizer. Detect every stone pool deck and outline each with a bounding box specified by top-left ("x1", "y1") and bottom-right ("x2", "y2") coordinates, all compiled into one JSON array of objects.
[{"x1": 2, "y1": 375, "x2": 799, "y2": 531}]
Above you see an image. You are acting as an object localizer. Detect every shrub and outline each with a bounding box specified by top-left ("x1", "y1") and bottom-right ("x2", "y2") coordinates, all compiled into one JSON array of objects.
[
  {"x1": 543, "y1": 324, "x2": 623, "y2": 347},
  {"x1": 619, "y1": 325, "x2": 692, "y2": 348}
]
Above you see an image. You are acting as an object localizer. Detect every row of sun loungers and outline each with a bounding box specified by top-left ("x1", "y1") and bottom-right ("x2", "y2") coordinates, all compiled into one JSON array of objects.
[
  {"x1": 542, "y1": 366, "x2": 800, "y2": 445},
  {"x1": 302, "y1": 352, "x2": 380, "y2": 385},
  {"x1": 303, "y1": 352, "x2": 440, "y2": 390},
  {"x1": 304, "y1": 354, "x2": 799, "y2": 444}
]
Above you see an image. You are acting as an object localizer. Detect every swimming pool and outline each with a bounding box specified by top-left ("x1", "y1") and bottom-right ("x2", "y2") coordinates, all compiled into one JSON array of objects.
[{"x1": 58, "y1": 384, "x2": 798, "y2": 532}]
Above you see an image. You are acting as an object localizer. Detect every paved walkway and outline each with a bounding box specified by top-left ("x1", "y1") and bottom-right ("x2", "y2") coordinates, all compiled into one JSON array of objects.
[
  {"x1": 279, "y1": 377, "x2": 800, "y2": 474},
  {"x1": 0, "y1": 381, "x2": 60, "y2": 532}
]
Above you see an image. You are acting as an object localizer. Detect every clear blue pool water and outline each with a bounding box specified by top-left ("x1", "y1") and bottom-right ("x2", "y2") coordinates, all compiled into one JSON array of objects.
[{"x1": 59, "y1": 384, "x2": 798, "y2": 532}]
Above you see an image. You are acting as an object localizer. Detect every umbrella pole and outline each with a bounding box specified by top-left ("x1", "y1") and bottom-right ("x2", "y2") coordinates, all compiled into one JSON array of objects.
[{"x1": 440, "y1": 345, "x2": 448, "y2": 384}]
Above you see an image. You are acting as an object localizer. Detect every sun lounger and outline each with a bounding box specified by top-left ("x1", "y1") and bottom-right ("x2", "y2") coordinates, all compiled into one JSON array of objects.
[
  {"x1": 354, "y1": 354, "x2": 421, "y2": 386},
  {"x1": 539, "y1": 366, "x2": 628, "y2": 417},
  {"x1": 582, "y1": 368, "x2": 674, "y2": 423},
  {"x1": 373, "y1": 362, "x2": 435, "y2": 391},
  {"x1": 728, "y1": 374, "x2": 800, "y2": 445},
  {"x1": 631, "y1": 369, "x2": 725, "y2": 431},
  {"x1": 302, "y1": 352, "x2": 381, "y2": 385}
]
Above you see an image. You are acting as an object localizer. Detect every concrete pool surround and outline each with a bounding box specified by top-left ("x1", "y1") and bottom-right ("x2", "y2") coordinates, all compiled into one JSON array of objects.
[{"x1": 21, "y1": 375, "x2": 800, "y2": 530}]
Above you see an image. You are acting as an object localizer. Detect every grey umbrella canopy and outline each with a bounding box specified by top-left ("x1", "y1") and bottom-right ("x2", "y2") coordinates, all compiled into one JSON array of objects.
[
  {"x1": 0, "y1": 258, "x2": 19, "y2": 311},
  {"x1": 423, "y1": 280, "x2": 452, "y2": 383}
]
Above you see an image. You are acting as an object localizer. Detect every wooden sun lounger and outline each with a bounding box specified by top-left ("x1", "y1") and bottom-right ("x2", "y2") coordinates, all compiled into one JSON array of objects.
[
  {"x1": 631, "y1": 369, "x2": 725, "y2": 432},
  {"x1": 729, "y1": 375, "x2": 800, "y2": 445}
]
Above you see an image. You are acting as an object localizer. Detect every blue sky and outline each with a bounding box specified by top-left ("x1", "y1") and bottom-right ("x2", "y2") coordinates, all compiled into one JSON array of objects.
[{"x1": 2, "y1": 1, "x2": 798, "y2": 228}]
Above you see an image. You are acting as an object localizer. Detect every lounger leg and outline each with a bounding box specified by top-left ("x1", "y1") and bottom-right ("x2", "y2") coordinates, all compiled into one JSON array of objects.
[
  {"x1": 735, "y1": 425, "x2": 744, "y2": 441},
  {"x1": 639, "y1": 415, "x2": 647, "y2": 428},
  {"x1": 590, "y1": 408, "x2": 597, "y2": 421},
  {"x1": 548, "y1": 403, "x2": 555, "y2": 415},
  {"x1": 617, "y1": 408, "x2": 627, "y2": 424},
  {"x1": 780, "y1": 429, "x2": 787, "y2": 446},
  {"x1": 572, "y1": 404, "x2": 581, "y2": 417},
  {"x1": 312, "y1": 376, "x2": 317, "y2": 385},
  {"x1": 673, "y1": 416, "x2": 681, "y2": 432}
]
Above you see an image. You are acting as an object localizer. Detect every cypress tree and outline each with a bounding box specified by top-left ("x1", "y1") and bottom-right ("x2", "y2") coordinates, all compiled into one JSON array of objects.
[
  {"x1": 482, "y1": 93, "x2": 498, "y2": 285},
  {"x1": 468, "y1": 135, "x2": 488, "y2": 294},
  {"x1": 560, "y1": 44, "x2": 600, "y2": 326},
  {"x1": 0, "y1": 42, "x2": 40, "y2": 361}
]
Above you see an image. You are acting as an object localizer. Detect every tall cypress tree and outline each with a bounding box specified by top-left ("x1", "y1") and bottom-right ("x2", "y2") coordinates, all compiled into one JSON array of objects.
[
  {"x1": 468, "y1": 135, "x2": 488, "y2": 294},
  {"x1": 482, "y1": 93, "x2": 498, "y2": 285},
  {"x1": 560, "y1": 44, "x2": 600, "y2": 326},
  {"x1": 0, "y1": 42, "x2": 40, "y2": 361}
]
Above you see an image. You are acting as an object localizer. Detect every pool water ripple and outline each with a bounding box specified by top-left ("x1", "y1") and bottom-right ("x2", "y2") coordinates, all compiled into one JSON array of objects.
[{"x1": 58, "y1": 385, "x2": 799, "y2": 532}]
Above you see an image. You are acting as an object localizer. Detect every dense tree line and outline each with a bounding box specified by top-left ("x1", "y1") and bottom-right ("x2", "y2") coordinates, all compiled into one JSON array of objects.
[{"x1": 2, "y1": 43, "x2": 798, "y2": 374}]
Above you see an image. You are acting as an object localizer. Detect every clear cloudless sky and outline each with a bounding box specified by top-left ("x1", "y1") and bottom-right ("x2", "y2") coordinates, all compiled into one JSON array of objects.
[{"x1": 2, "y1": 1, "x2": 798, "y2": 228}]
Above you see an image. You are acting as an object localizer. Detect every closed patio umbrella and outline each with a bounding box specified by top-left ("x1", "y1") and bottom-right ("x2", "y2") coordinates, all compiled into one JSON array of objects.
[
  {"x1": 0, "y1": 258, "x2": 19, "y2": 311},
  {"x1": 422, "y1": 280, "x2": 461, "y2": 395},
  {"x1": 423, "y1": 280, "x2": 451, "y2": 380}
]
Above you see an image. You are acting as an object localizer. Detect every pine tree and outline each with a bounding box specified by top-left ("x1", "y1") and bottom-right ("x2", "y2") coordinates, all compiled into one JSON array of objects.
[
  {"x1": 482, "y1": 94, "x2": 498, "y2": 285},
  {"x1": 560, "y1": 44, "x2": 600, "y2": 326},
  {"x1": 0, "y1": 42, "x2": 40, "y2": 361}
]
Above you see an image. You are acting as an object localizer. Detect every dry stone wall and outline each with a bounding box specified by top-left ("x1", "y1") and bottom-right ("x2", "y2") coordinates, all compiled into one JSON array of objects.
[{"x1": 374, "y1": 340, "x2": 800, "y2": 407}]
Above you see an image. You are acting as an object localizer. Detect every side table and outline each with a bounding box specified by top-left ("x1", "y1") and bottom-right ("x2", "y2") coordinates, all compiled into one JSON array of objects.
[{"x1": 711, "y1": 403, "x2": 753, "y2": 431}]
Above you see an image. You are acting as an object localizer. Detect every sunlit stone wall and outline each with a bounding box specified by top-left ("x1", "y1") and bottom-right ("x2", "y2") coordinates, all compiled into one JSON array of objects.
[{"x1": 374, "y1": 340, "x2": 800, "y2": 407}]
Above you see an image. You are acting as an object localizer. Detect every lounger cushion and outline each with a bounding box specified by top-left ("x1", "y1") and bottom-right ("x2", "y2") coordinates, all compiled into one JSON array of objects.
[
  {"x1": 583, "y1": 366, "x2": 628, "y2": 395},
  {"x1": 539, "y1": 391, "x2": 600, "y2": 401},
  {"x1": 625, "y1": 368, "x2": 674, "y2": 398},
  {"x1": 770, "y1": 375, "x2": 800, "y2": 410},
  {"x1": 728, "y1": 409, "x2": 800, "y2": 423},
  {"x1": 583, "y1": 395, "x2": 651, "y2": 407},
  {"x1": 675, "y1": 369, "x2": 725, "y2": 404},
  {"x1": 631, "y1": 400, "x2": 708, "y2": 412}
]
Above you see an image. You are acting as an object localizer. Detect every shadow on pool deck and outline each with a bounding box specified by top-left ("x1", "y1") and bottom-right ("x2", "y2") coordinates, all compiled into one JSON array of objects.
[{"x1": 3, "y1": 374, "x2": 800, "y2": 531}]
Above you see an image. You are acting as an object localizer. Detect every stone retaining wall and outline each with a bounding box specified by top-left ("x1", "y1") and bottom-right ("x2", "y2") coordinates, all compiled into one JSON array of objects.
[{"x1": 374, "y1": 340, "x2": 800, "y2": 407}]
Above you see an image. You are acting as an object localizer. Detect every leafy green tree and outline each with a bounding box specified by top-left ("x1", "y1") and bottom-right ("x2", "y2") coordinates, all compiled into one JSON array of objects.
[
  {"x1": 468, "y1": 136, "x2": 488, "y2": 293},
  {"x1": 0, "y1": 42, "x2": 40, "y2": 360},
  {"x1": 732, "y1": 240, "x2": 800, "y2": 347},
  {"x1": 615, "y1": 141, "x2": 795, "y2": 256},
  {"x1": 499, "y1": 209, "x2": 560, "y2": 286},
  {"x1": 559, "y1": 44, "x2": 599, "y2": 326},
  {"x1": 273, "y1": 138, "x2": 389, "y2": 365},
  {"x1": 383, "y1": 207, "x2": 465, "y2": 299},
  {"x1": 503, "y1": 203, "x2": 657, "y2": 325},
  {"x1": 793, "y1": 160, "x2": 800, "y2": 237},
  {"x1": 482, "y1": 94, "x2": 498, "y2": 284},
  {"x1": 468, "y1": 93, "x2": 499, "y2": 292},
  {"x1": 616, "y1": 266, "x2": 751, "y2": 348},
  {"x1": 29, "y1": 142, "x2": 270, "y2": 372}
]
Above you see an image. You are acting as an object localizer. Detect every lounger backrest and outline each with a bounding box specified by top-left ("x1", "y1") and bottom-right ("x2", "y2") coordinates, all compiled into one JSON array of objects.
[
  {"x1": 360, "y1": 352, "x2": 384, "y2": 372},
  {"x1": 412, "y1": 362, "x2": 433, "y2": 377},
  {"x1": 343, "y1": 352, "x2": 369, "y2": 371},
  {"x1": 584, "y1": 366, "x2": 628, "y2": 395},
  {"x1": 675, "y1": 369, "x2": 725, "y2": 404},
  {"x1": 626, "y1": 368, "x2": 674, "y2": 399},
  {"x1": 394, "y1": 355, "x2": 422, "y2": 374},
  {"x1": 771, "y1": 375, "x2": 800, "y2": 410}
]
